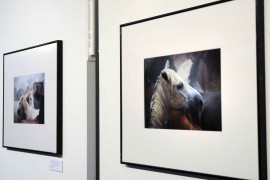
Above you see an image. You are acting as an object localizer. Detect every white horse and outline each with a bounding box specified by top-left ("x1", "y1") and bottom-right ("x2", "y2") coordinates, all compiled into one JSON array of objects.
[
  {"x1": 149, "y1": 65, "x2": 203, "y2": 128},
  {"x1": 22, "y1": 91, "x2": 40, "y2": 120},
  {"x1": 14, "y1": 91, "x2": 40, "y2": 122}
]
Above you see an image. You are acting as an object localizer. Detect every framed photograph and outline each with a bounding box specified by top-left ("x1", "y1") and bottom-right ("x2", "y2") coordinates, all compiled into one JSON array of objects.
[
  {"x1": 3, "y1": 40, "x2": 63, "y2": 155},
  {"x1": 120, "y1": 0, "x2": 266, "y2": 179}
]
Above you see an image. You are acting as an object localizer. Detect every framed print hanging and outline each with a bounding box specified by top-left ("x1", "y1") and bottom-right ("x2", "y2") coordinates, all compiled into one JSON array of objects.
[
  {"x1": 3, "y1": 40, "x2": 63, "y2": 155},
  {"x1": 120, "y1": 0, "x2": 267, "y2": 179}
]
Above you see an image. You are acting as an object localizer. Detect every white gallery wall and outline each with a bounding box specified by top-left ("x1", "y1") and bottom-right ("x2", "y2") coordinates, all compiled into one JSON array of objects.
[
  {"x1": 0, "y1": 0, "x2": 88, "y2": 180},
  {"x1": 0, "y1": 0, "x2": 269, "y2": 180},
  {"x1": 99, "y1": 0, "x2": 270, "y2": 180}
]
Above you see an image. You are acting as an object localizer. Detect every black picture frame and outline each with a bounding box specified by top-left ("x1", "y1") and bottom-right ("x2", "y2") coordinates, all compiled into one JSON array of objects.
[
  {"x1": 120, "y1": 0, "x2": 267, "y2": 179},
  {"x1": 3, "y1": 40, "x2": 63, "y2": 156}
]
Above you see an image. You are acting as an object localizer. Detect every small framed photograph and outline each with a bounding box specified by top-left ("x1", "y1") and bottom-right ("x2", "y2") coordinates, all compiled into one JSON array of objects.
[
  {"x1": 120, "y1": 0, "x2": 266, "y2": 179},
  {"x1": 3, "y1": 40, "x2": 62, "y2": 155}
]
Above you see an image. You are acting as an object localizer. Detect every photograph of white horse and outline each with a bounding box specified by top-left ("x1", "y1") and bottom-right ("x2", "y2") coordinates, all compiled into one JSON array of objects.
[
  {"x1": 149, "y1": 68, "x2": 203, "y2": 129},
  {"x1": 14, "y1": 73, "x2": 45, "y2": 124},
  {"x1": 144, "y1": 49, "x2": 221, "y2": 131}
]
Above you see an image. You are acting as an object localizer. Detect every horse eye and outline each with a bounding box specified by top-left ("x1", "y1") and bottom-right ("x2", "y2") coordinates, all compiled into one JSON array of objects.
[{"x1": 177, "y1": 83, "x2": 184, "y2": 90}]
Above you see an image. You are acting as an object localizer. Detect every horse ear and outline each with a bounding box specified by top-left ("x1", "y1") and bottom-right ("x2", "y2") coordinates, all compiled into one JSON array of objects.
[
  {"x1": 161, "y1": 71, "x2": 170, "y2": 82},
  {"x1": 164, "y1": 60, "x2": 170, "y2": 69}
]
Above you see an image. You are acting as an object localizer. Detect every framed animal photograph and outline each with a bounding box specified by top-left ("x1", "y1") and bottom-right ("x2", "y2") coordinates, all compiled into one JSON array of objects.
[
  {"x1": 144, "y1": 49, "x2": 221, "y2": 131},
  {"x1": 3, "y1": 40, "x2": 62, "y2": 155},
  {"x1": 120, "y1": 0, "x2": 266, "y2": 179}
]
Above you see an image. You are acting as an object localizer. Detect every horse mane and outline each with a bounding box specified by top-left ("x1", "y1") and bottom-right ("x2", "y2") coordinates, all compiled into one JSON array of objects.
[{"x1": 149, "y1": 73, "x2": 170, "y2": 128}]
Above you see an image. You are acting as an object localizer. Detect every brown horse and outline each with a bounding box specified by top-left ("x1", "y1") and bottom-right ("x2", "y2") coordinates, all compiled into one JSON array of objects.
[{"x1": 168, "y1": 110, "x2": 201, "y2": 130}]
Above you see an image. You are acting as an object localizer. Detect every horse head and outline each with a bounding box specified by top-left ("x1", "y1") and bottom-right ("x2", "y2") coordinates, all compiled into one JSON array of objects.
[
  {"x1": 159, "y1": 69, "x2": 203, "y2": 127},
  {"x1": 28, "y1": 91, "x2": 35, "y2": 108}
]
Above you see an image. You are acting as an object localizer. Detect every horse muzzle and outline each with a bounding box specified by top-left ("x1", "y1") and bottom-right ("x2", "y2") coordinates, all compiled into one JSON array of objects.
[{"x1": 184, "y1": 93, "x2": 203, "y2": 126}]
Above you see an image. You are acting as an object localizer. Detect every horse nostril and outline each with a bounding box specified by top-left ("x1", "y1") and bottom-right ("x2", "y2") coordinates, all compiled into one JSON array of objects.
[
  {"x1": 193, "y1": 94, "x2": 203, "y2": 106},
  {"x1": 199, "y1": 99, "x2": 203, "y2": 107}
]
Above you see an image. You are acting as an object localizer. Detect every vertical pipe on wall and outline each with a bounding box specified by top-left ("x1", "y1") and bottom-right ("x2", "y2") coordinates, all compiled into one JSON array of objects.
[
  {"x1": 88, "y1": 0, "x2": 95, "y2": 57},
  {"x1": 87, "y1": 0, "x2": 97, "y2": 180},
  {"x1": 87, "y1": 60, "x2": 96, "y2": 180}
]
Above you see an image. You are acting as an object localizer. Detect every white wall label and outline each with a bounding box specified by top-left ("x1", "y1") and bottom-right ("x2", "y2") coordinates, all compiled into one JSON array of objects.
[{"x1": 49, "y1": 158, "x2": 63, "y2": 173}]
